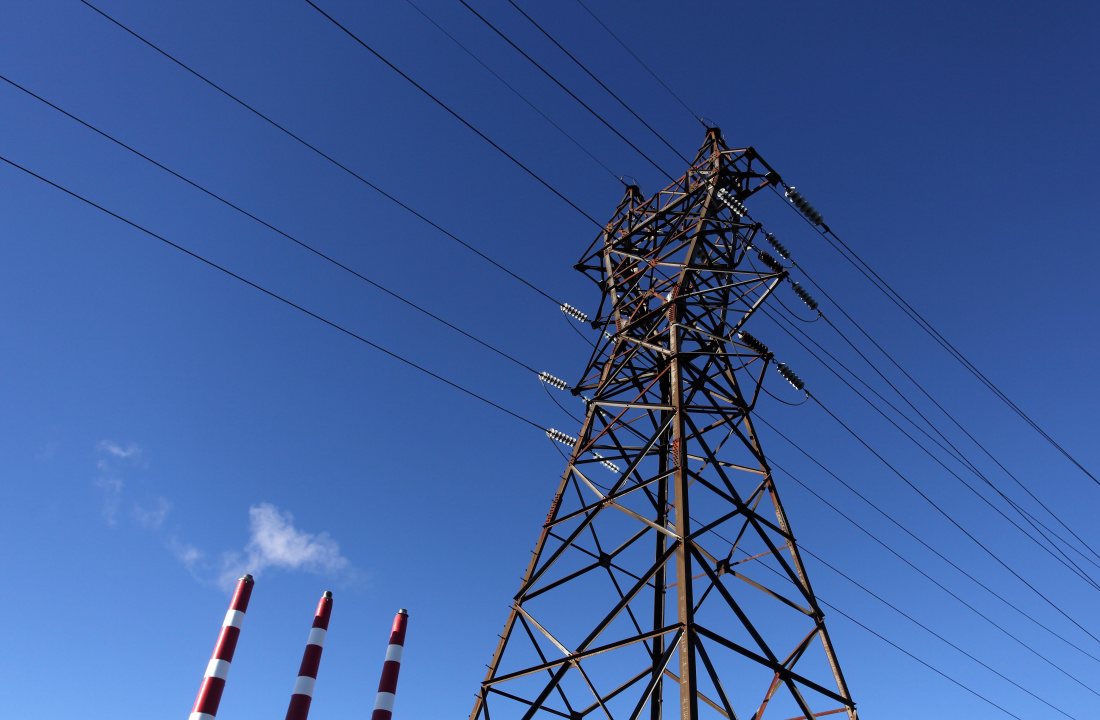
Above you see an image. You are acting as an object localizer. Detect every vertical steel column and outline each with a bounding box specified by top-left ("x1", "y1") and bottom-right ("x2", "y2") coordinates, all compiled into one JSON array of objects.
[
  {"x1": 189, "y1": 574, "x2": 254, "y2": 720},
  {"x1": 668, "y1": 289, "x2": 698, "y2": 720},
  {"x1": 650, "y1": 377, "x2": 670, "y2": 720},
  {"x1": 285, "y1": 591, "x2": 333, "y2": 720},
  {"x1": 371, "y1": 609, "x2": 409, "y2": 720}
]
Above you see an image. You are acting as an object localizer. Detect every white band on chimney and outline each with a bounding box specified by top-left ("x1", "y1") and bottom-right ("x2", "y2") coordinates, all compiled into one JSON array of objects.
[
  {"x1": 293, "y1": 675, "x2": 316, "y2": 697},
  {"x1": 306, "y1": 627, "x2": 327, "y2": 647},
  {"x1": 205, "y1": 659, "x2": 231, "y2": 681},
  {"x1": 374, "y1": 692, "x2": 396, "y2": 712}
]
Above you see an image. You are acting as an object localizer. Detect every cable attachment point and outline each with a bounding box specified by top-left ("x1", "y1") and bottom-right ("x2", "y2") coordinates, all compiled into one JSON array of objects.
[
  {"x1": 790, "y1": 282, "x2": 819, "y2": 311},
  {"x1": 785, "y1": 187, "x2": 824, "y2": 226},
  {"x1": 738, "y1": 331, "x2": 773, "y2": 359},
  {"x1": 538, "y1": 372, "x2": 569, "y2": 390},
  {"x1": 766, "y1": 232, "x2": 791, "y2": 260},
  {"x1": 776, "y1": 363, "x2": 806, "y2": 391},
  {"x1": 561, "y1": 303, "x2": 589, "y2": 323},
  {"x1": 546, "y1": 428, "x2": 577, "y2": 446},
  {"x1": 757, "y1": 250, "x2": 785, "y2": 275},
  {"x1": 716, "y1": 186, "x2": 748, "y2": 216}
]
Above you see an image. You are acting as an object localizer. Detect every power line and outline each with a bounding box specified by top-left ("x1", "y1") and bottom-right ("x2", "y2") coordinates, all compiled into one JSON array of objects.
[
  {"x1": 755, "y1": 413, "x2": 1100, "y2": 665},
  {"x1": 773, "y1": 184, "x2": 1100, "y2": 490},
  {"x1": 0, "y1": 152, "x2": 545, "y2": 432},
  {"x1": 810, "y1": 392, "x2": 1100, "y2": 647},
  {"x1": 78, "y1": 0, "x2": 567, "y2": 307},
  {"x1": 738, "y1": 541, "x2": 1031, "y2": 719},
  {"x1": 817, "y1": 305, "x2": 1100, "y2": 569},
  {"x1": 759, "y1": 302, "x2": 1100, "y2": 591},
  {"x1": 746, "y1": 260, "x2": 1098, "y2": 586},
  {"x1": 770, "y1": 458, "x2": 1100, "y2": 698},
  {"x1": 800, "y1": 258, "x2": 1100, "y2": 567},
  {"x1": 760, "y1": 213, "x2": 1100, "y2": 569},
  {"x1": 301, "y1": 0, "x2": 607, "y2": 226},
  {"x1": 0, "y1": 71, "x2": 544, "y2": 379},
  {"x1": 572, "y1": 0, "x2": 702, "y2": 124},
  {"x1": 503, "y1": 0, "x2": 691, "y2": 167},
  {"x1": 403, "y1": 0, "x2": 623, "y2": 186},
  {"x1": 801, "y1": 547, "x2": 1079, "y2": 718},
  {"x1": 454, "y1": 0, "x2": 676, "y2": 182},
  {"x1": 819, "y1": 600, "x2": 1025, "y2": 720}
]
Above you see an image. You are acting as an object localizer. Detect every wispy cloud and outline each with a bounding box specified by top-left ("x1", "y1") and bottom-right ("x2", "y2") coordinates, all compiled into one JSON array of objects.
[
  {"x1": 94, "y1": 477, "x2": 123, "y2": 525},
  {"x1": 168, "y1": 536, "x2": 204, "y2": 571},
  {"x1": 94, "y1": 441, "x2": 143, "y2": 524},
  {"x1": 96, "y1": 441, "x2": 143, "y2": 471},
  {"x1": 97, "y1": 441, "x2": 142, "y2": 460},
  {"x1": 89, "y1": 442, "x2": 352, "y2": 589},
  {"x1": 134, "y1": 497, "x2": 172, "y2": 530},
  {"x1": 219, "y1": 503, "x2": 350, "y2": 590}
]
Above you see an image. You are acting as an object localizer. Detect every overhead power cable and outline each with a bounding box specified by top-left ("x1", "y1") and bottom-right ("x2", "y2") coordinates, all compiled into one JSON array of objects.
[
  {"x1": 773, "y1": 184, "x2": 1100, "y2": 490},
  {"x1": 769, "y1": 459, "x2": 1100, "y2": 698},
  {"x1": 0, "y1": 71, "x2": 543, "y2": 378},
  {"x1": 799, "y1": 260, "x2": 1100, "y2": 567},
  {"x1": 503, "y1": 0, "x2": 691, "y2": 167},
  {"x1": 301, "y1": 0, "x2": 606, "y2": 226},
  {"x1": 79, "y1": 0, "x2": 567, "y2": 307},
  {"x1": 762, "y1": 219, "x2": 1100, "y2": 569},
  {"x1": 756, "y1": 414, "x2": 1100, "y2": 665},
  {"x1": 752, "y1": 196, "x2": 1100, "y2": 575},
  {"x1": 809, "y1": 392, "x2": 1100, "y2": 647},
  {"x1": 810, "y1": 593, "x2": 1025, "y2": 719},
  {"x1": 810, "y1": 311, "x2": 1100, "y2": 580},
  {"x1": 760, "y1": 303, "x2": 1100, "y2": 591},
  {"x1": 454, "y1": 0, "x2": 676, "y2": 182},
  {"x1": 750, "y1": 221, "x2": 1100, "y2": 574},
  {"x1": 0, "y1": 152, "x2": 545, "y2": 432},
  {"x1": 735, "y1": 544, "x2": 1029, "y2": 720},
  {"x1": 403, "y1": 0, "x2": 623, "y2": 185},
  {"x1": 815, "y1": 306, "x2": 1100, "y2": 568},
  {"x1": 799, "y1": 546, "x2": 1079, "y2": 718},
  {"x1": 572, "y1": 0, "x2": 702, "y2": 124}
]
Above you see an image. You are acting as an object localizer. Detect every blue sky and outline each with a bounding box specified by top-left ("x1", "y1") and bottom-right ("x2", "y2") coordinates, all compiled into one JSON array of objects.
[{"x1": 1, "y1": 1, "x2": 1098, "y2": 718}]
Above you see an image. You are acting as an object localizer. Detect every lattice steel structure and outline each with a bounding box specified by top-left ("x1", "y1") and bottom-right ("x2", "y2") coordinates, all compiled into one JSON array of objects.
[{"x1": 471, "y1": 129, "x2": 857, "y2": 720}]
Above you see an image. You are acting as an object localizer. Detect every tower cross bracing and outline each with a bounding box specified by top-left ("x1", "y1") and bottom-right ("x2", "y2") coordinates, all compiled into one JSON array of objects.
[{"x1": 472, "y1": 129, "x2": 857, "y2": 720}]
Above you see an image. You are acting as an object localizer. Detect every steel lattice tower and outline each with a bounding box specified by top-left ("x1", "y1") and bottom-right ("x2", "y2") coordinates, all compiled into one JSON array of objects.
[{"x1": 472, "y1": 129, "x2": 857, "y2": 720}]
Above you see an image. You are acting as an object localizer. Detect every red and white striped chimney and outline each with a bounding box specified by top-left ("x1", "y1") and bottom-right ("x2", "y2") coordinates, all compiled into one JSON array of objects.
[
  {"x1": 189, "y1": 574, "x2": 254, "y2": 720},
  {"x1": 370, "y1": 609, "x2": 409, "y2": 720},
  {"x1": 284, "y1": 591, "x2": 334, "y2": 720}
]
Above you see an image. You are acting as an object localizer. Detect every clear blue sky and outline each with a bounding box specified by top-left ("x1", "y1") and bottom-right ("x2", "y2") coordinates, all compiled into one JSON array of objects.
[{"x1": 1, "y1": 1, "x2": 1098, "y2": 719}]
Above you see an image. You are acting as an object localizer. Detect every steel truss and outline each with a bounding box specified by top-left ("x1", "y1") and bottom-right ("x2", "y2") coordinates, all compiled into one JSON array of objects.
[{"x1": 472, "y1": 129, "x2": 858, "y2": 720}]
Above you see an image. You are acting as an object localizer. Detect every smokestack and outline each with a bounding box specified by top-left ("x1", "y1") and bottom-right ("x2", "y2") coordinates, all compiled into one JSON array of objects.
[
  {"x1": 370, "y1": 609, "x2": 409, "y2": 720},
  {"x1": 284, "y1": 591, "x2": 334, "y2": 720},
  {"x1": 189, "y1": 574, "x2": 254, "y2": 720}
]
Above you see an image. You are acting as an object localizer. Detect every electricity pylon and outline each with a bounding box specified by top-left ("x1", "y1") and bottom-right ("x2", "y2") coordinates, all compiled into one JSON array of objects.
[{"x1": 472, "y1": 128, "x2": 857, "y2": 720}]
